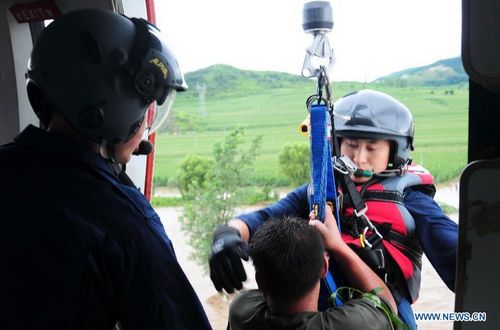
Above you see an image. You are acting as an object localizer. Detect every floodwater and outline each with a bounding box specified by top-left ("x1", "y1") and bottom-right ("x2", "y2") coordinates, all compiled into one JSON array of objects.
[{"x1": 156, "y1": 182, "x2": 459, "y2": 330}]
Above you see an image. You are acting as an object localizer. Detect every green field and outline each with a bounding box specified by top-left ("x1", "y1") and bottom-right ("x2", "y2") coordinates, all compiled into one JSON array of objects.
[{"x1": 153, "y1": 81, "x2": 468, "y2": 188}]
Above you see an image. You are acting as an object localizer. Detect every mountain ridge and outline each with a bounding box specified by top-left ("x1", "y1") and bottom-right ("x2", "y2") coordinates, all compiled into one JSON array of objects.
[
  {"x1": 182, "y1": 64, "x2": 313, "y2": 99},
  {"x1": 181, "y1": 57, "x2": 467, "y2": 98},
  {"x1": 374, "y1": 57, "x2": 467, "y2": 86}
]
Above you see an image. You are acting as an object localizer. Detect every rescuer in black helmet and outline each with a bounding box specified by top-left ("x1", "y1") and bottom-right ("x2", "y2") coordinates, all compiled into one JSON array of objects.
[
  {"x1": 0, "y1": 9, "x2": 211, "y2": 329},
  {"x1": 26, "y1": 8, "x2": 187, "y2": 162}
]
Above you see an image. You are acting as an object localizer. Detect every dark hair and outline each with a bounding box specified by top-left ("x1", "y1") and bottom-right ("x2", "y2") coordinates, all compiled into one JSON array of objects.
[{"x1": 249, "y1": 216, "x2": 325, "y2": 303}]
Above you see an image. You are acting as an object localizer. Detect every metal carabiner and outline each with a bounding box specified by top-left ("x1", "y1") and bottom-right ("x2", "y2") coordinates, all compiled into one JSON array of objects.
[
  {"x1": 361, "y1": 227, "x2": 372, "y2": 248},
  {"x1": 301, "y1": 33, "x2": 335, "y2": 80},
  {"x1": 359, "y1": 213, "x2": 384, "y2": 248}
]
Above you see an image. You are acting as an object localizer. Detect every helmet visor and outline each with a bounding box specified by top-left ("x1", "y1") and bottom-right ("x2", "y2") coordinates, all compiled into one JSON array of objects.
[
  {"x1": 145, "y1": 20, "x2": 188, "y2": 93},
  {"x1": 147, "y1": 89, "x2": 176, "y2": 134}
]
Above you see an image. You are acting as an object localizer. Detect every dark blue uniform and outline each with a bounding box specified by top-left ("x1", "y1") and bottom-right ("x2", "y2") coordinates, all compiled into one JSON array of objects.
[{"x1": 0, "y1": 125, "x2": 211, "y2": 330}]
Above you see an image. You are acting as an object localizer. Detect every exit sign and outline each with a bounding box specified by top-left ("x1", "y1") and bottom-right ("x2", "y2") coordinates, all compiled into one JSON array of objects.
[{"x1": 9, "y1": 1, "x2": 62, "y2": 23}]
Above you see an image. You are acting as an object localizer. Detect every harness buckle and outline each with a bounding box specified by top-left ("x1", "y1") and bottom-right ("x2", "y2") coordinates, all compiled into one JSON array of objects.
[
  {"x1": 374, "y1": 248, "x2": 385, "y2": 270},
  {"x1": 359, "y1": 234, "x2": 385, "y2": 269}
]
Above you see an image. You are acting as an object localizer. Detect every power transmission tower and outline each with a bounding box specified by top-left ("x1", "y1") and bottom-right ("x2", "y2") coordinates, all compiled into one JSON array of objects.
[{"x1": 197, "y1": 82, "x2": 207, "y2": 116}]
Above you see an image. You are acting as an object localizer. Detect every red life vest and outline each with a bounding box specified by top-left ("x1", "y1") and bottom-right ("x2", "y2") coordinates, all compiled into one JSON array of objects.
[{"x1": 340, "y1": 165, "x2": 435, "y2": 303}]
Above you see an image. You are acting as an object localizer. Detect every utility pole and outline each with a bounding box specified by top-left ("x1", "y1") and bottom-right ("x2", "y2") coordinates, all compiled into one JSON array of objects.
[{"x1": 197, "y1": 82, "x2": 207, "y2": 116}]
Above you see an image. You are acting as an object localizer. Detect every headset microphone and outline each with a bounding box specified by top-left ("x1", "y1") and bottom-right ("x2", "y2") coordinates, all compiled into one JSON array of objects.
[
  {"x1": 133, "y1": 140, "x2": 154, "y2": 155},
  {"x1": 354, "y1": 169, "x2": 373, "y2": 178}
]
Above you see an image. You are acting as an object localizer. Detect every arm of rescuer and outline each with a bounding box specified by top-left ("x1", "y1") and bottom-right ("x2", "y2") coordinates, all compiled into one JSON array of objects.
[
  {"x1": 209, "y1": 185, "x2": 310, "y2": 293},
  {"x1": 228, "y1": 219, "x2": 251, "y2": 241},
  {"x1": 309, "y1": 205, "x2": 398, "y2": 314},
  {"x1": 208, "y1": 218, "x2": 251, "y2": 293},
  {"x1": 210, "y1": 206, "x2": 306, "y2": 293}
]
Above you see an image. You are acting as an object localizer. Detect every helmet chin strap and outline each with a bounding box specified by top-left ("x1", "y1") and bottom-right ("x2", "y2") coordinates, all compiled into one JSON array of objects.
[
  {"x1": 98, "y1": 140, "x2": 109, "y2": 159},
  {"x1": 99, "y1": 140, "x2": 122, "y2": 174},
  {"x1": 352, "y1": 168, "x2": 402, "y2": 179},
  {"x1": 375, "y1": 168, "x2": 403, "y2": 177},
  {"x1": 344, "y1": 160, "x2": 410, "y2": 179},
  {"x1": 335, "y1": 155, "x2": 410, "y2": 178},
  {"x1": 376, "y1": 159, "x2": 411, "y2": 177},
  {"x1": 98, "y1": 140, "x2": 138, "y2": 187}
]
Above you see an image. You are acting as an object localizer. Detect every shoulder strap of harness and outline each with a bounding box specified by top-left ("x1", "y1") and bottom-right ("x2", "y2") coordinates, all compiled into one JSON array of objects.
[
  {"x1": 361, "y1": 190, "x2": 404, "y2": 204},
  {"x1": 339, "y1": 173, "x2": 367, "y2": 213}
]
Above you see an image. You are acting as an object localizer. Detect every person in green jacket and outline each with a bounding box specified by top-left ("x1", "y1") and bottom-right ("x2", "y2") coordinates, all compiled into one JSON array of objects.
[{"x1": 228, "y1": 205, "x2": 398, "y2": 330}]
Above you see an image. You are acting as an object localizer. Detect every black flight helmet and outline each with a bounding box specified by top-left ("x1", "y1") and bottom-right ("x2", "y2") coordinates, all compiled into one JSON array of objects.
[
  {"x1": 334, "y1": 89, "x2": 415, "y2": 174},
  {"x1": 26, "y1": 8, "x2": 187, "y2": 144}
]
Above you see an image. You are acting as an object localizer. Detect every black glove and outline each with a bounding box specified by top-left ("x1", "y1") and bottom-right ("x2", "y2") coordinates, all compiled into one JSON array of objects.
[{"x1": 209, "y1": 225, "x2": 249, "y2": 293}]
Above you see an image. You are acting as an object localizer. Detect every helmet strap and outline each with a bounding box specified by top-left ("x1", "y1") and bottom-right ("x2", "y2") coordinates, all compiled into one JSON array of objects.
[
  {"x1": 98, "y1": 140, "x2": 109, "y2": 159},
  {"x1": 377, "y1": 158, "x2": 411, "y2": 177},
  {"x1": 99, "y1": 140, "x2": 118, "y2": 160},
  {"x1": 375, "y1": 169, "x2": 403, "y2": 177},
  {"x1": 99, "y1": 140, "x2": 136, "y2": 186}
]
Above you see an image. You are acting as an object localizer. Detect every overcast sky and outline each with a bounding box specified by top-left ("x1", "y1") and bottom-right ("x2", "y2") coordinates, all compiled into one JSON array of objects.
[{"x1": 155, "y1": 0, "x2": 461, "y2": 82}]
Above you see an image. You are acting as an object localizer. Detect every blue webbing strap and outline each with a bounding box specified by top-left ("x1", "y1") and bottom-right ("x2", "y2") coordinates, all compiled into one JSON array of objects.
[{"x1": 309, "y1": 103, "x2": 342, "y2": 306}]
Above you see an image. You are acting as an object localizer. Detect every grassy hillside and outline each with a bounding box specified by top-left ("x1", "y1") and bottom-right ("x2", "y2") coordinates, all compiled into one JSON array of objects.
[
  {"x1": 153, "y1": 65, "x2": 468, "y2": 188},
  {"x1": 375, "y1": 57, "x2": 468, "y2": 87},
  {"x1": 180, "y1": 64, "x2": 310, "y2": 100}
]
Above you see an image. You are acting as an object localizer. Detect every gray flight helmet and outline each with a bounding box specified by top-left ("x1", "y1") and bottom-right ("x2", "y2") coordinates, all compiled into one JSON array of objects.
[
  {"x1": 26, "y1": 8, "x2": 187, "y2": 144},
  {"x1": 334, "y1": 89, "x2": 415, "y2": 172}
]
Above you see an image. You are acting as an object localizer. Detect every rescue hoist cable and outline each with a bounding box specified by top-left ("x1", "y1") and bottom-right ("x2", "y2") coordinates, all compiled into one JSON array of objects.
[
  {"x1": 301, "y1": 1, "x2": 341, "y2": 305},
  {"x1": 307, "y1": 67, "x2": 343, "y2": 306}
]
